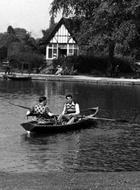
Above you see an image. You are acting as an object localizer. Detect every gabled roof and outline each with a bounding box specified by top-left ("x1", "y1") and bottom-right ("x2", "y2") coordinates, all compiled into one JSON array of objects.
[{"x1": 45, "y1": 17, "x2": 81, "y2": 44}]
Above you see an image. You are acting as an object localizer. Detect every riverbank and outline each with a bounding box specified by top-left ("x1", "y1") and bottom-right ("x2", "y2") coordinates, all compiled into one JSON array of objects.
[
  {"x1": 1, "y1": 72, "x2": 140, "y2": 85},
  {"x1": 0, "y1": 171, "x2": 140, "y2": 190}
]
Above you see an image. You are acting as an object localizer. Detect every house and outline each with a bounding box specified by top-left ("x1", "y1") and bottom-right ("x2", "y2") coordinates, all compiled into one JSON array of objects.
[{"x1": 45, "y1": 18, "x2": 80, "y2": 62}]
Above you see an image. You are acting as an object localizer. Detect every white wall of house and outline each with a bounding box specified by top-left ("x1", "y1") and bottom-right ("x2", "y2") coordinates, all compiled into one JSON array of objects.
[{"x1": 46, "y1": 24, "x2": 79, "y2": 60}]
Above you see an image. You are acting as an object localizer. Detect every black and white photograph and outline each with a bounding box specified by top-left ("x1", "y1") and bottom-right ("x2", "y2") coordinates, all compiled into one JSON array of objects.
[{"x1": 0, "y1": 0, "x2": 140, "y2": 189}]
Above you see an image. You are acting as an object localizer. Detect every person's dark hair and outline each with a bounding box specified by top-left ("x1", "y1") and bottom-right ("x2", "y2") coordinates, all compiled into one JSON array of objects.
[
  {"x1": 39, "y1": 96, "x2": 47, "y2": 103},
  {"x1": 66, "y1": 94, "x2": 73, "y2": 99}
]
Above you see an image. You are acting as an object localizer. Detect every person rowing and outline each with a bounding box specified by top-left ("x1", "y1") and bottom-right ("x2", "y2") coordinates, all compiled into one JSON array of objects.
[
  {"x1": 26, "y1": 96, "x2": 55, "y2": 123},
  {"x1": 58, "y1": 94, "x2": 80, "y2": 124}
]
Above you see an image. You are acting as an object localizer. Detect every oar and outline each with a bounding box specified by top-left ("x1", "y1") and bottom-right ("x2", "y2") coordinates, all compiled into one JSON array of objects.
[
  {"x1": 8, "y1": 102, "x2": 30, "y2": 110},
  {"x1": 82, "y1": 106, "x2": 99, "y2": 111},
  {"x1": 87, "y1": 116, "x2": 129, "y2": 123},
  {"x1": 8, "y1": 102, "x2": 99, "y2": 119},
  {"x1": 80, "y1": 106, "x2": 99, "y2": 115},
  {"x1": 7, "y1": 103, "x2": 128, "y2": 123},
  {"x1": 8, "y1": 102, "x2": 98, "y2": 113},
  {"x1": 83, "y1": 107, "x2": 99, "y2": 117},
  {"x1": 83, "y1": 107, "x2": 128, "y2": 123}
]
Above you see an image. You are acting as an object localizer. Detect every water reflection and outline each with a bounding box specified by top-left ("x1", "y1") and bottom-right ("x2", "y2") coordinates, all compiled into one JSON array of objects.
[
  {"x1": 21, "y1": 123, "x2": 140, "y2": 172},
  {"x1": 0, "y1": 79, "x2": 140, "y2": 172},
  {"x1": 21, "y1": 132, "x2": 81, "y2": 172}
]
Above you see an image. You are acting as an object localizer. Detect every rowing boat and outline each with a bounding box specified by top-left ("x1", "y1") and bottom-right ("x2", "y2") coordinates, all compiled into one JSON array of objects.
[
  {"x1": 21, "y1": 107, "x2": 99, "y2": 134},
  {"x1": 3, "y1": 74, "x2": 32, "y2": 81},
  {"x1": 8, "y1": 74, "x2": 31, "y2": 81}
]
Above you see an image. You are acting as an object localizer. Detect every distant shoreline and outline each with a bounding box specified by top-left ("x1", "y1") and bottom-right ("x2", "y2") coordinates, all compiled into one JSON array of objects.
[{"x1": 1, "y1": 72, "x2": 140, "y2": 85}]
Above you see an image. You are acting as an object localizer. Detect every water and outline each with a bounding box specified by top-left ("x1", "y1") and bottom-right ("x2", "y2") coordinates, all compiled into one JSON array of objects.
[{"x1": 0, "y1": 79, "x2": 140, "y2": 173}]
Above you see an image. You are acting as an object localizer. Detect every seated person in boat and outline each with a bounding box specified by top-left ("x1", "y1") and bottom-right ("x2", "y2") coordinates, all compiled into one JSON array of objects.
[
  {"x1": 58, "y1": 94, "x2": 80, "y2": 124},
  {"x1": 26, "y1": 96, "x2": 54, "y2": 123}
]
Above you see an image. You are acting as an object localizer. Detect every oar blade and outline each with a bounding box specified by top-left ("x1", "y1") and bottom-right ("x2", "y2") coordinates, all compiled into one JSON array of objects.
[{"x1": 81, "y1": 106, "x2": 99, "y2": 116}]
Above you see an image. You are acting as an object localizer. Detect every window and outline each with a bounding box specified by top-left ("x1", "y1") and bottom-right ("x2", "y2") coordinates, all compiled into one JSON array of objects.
[
  {"x1": 47, "y1": 43, "x2": 79, "y2": 59},
  {"x1": 69, "y1": 49, "x2": 73, "y2": 54},
  {"x1": 68, "y1": 44, "x2": 79, "y2": 56},
  {"x1": 59, "y1": 44, "x2": 67, "y2": 49},
  {"x1": 48, "y1": 49, "x2": 52, "y2": 58},
  {"x1": 47, "y1": 44, "x2": 58, "y2": 59},
  {"x1": 53, "y1": 49, "x2": 57, "y2": 58}
]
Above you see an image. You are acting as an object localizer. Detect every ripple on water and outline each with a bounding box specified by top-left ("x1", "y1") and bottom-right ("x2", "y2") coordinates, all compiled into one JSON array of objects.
[{"x1": 0, "y1": 80, "x2": 140, "y2": 173}]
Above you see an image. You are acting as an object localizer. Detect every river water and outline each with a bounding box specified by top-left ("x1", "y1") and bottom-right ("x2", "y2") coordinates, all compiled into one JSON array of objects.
[{"x1": 0, "y1": 79, "x2": 140, "y2": 173}]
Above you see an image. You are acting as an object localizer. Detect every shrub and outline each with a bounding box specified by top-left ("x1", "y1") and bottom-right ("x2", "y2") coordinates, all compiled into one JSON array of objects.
[
  {"x1": 53, "y1": 55, "x2": 108, "y2": 75},
  {"x1": 9, "y1": 52, "x2": 44, "y2": 72},
  {"x1": 53, "y1": 55, "x2": 134, "y2": 76},
  {"x1": 113, "y1": 56, "x2": 134, "y2": 73}
]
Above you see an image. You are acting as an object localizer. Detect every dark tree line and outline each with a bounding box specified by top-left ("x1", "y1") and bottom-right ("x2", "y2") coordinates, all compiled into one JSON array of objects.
[
  {"x1": 49, "y1": 0, "x2": 140, "y2": 73},
  {"x1": 0, "y1": 26, "x2": 44, "y2": 72}
]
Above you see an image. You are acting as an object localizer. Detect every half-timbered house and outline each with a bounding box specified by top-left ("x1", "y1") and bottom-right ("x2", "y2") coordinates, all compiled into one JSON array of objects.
[{"x1": 45, "y1": 18, "x2": 79, "y2": 62}]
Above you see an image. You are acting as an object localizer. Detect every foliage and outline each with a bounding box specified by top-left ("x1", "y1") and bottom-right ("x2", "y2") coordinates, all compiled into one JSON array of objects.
[
  {"x1": 9, "y1": 52, "x2": 44, "y2": 72},
  {"x1": 50, "y1": 0, "x2": 99, "y2": 18},
  {"x1": 38, "y1": 16, "x2": 57, "y2": 54},
  {"x1": 53, "y1": 55, "x2": 133, "y2": 75},
  {"x1": 0, "y1": 26, "x2": 42, "y2": 72},
  {"x1": 53, "y1": 55, "x2": 132, "y2": 76},
  {"x1": 7, "y1": 26, "x2": 15, "y2": 35},
  {"x1": 50, "y1": 0, "x2": 140, "y2": 74},
  {"x1": 0, "y1": 26, "x2": 39, "y2": 55},
  {"x1": 0, "y1": 47, "x2": 7, "y2": 61}
]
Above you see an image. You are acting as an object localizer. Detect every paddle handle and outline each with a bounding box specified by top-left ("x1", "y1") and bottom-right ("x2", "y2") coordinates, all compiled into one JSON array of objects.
[
  {"x1": 8, "y1": 102, "x2": 30, "y2": 109},
  {"x1": 89, "y1": 116, "x2": 128, "y2": 123}
]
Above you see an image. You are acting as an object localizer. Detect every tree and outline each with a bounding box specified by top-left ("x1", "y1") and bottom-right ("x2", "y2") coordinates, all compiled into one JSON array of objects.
[
  {"x1": 0, "y1": 26, "x2": 42, "y2": 71},
  {"x1": 38, "y1": 17, "x2": 57, "y2": 54},
  {"x1": 0, "y1": 46, "x2": 7, "y2": 61},
  {"x1": 50, "y1": 0, "x2": 140, "y2": 74},
  {"x1": 49, "y1": 15, "x2": 55, "y2": 28},
  {"x1": 7, "y1": 25, "x2": 15, "y2": 35}
]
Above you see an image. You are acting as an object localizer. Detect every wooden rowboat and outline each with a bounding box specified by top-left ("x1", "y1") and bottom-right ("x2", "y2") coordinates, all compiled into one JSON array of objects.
[
  {"x1": 21, "y1": 107, "x2": 99, "y2": 134},
  {"x1": 5, "y1": 74, "x2": 31, "y2": 81}
]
